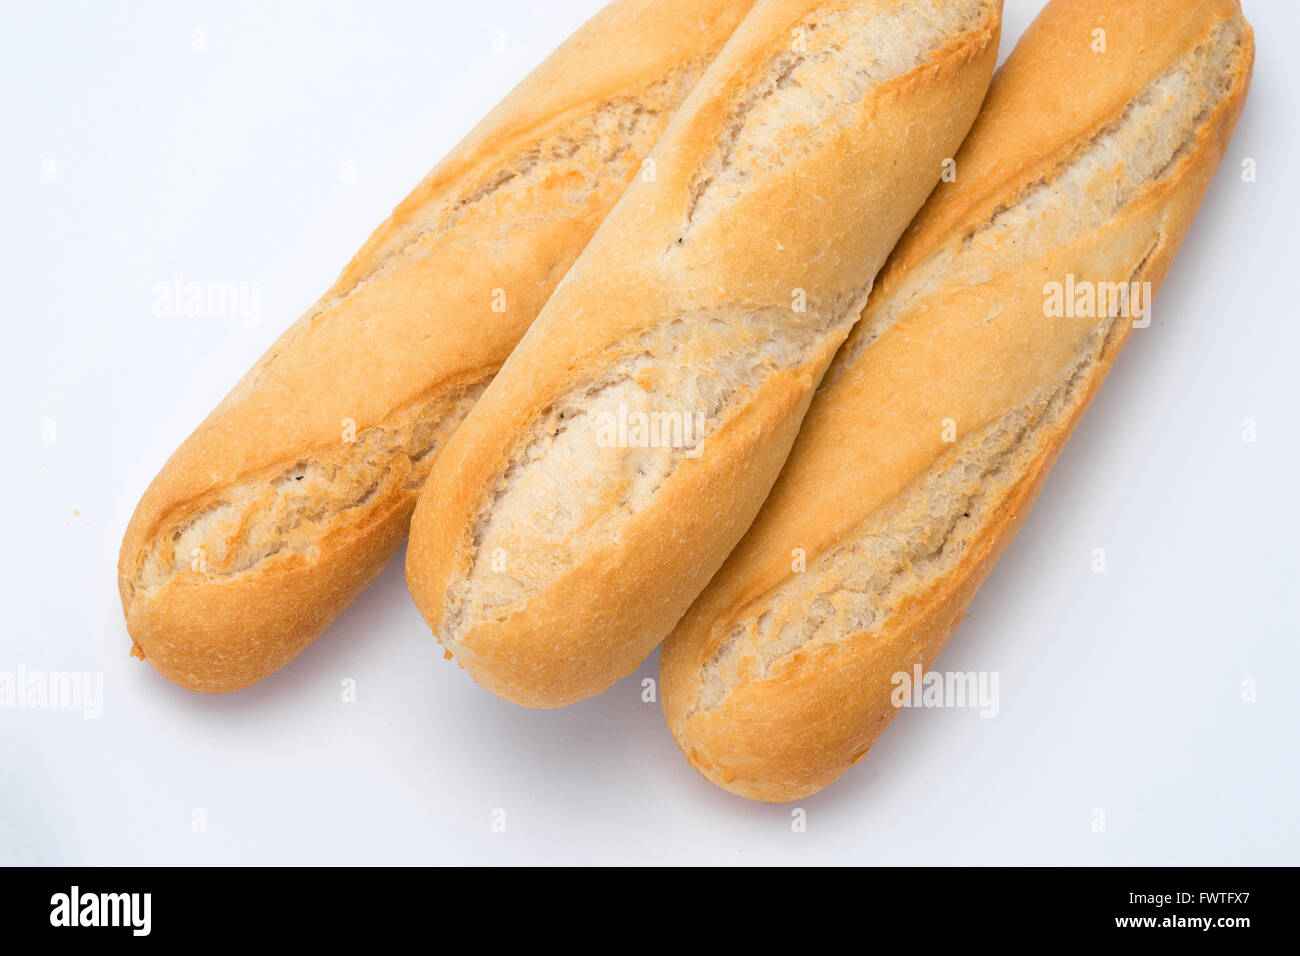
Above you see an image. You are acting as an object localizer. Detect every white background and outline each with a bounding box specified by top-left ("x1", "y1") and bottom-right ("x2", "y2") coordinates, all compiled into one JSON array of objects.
[{"x1": 3, "y1": 0, "x2": 1297, "y2": 865}]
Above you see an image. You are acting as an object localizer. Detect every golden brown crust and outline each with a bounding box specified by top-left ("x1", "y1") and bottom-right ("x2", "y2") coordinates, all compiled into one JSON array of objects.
[
  {"x1": 660, "y1": 0, "x2": 1254, "y2": 801},
  {"x1": 118, "y1": 0, "x2": 757, "y2": 693},
  {"x1": 406, "y1": 0, "x2": 1003, "y2": 708}
]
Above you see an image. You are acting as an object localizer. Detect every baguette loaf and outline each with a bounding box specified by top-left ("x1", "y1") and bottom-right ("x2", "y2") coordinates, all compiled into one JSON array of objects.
[
  {"x1": 660, "y1": 0, "x2": 1254, "y2": 801},
  {"x1": 406, "y1": 0, "x2": 1003, "y2": 708},
  {"x1": 117, "y1": 0, "x2": 757, "y2": 693}
]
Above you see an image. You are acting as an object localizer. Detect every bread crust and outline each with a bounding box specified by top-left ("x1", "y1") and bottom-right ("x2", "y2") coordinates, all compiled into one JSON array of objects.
[
  {"x1": 407, "y1": 0, "x2": 1003, "y2": 707},
  {"x1": 118, "y1": 0, "x2": 757, "y2": 693},
  {"x1": 660, "y1": 0, "x2": 1254, "y2": 801}
]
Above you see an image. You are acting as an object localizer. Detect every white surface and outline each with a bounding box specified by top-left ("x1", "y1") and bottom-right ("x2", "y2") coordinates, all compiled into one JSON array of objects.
[{"x1": 2, "y1": 0, "x2": 1297, "y2": 865}]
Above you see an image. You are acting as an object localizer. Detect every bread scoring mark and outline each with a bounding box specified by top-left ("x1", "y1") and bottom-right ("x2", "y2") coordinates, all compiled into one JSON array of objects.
[
  {"x1": 438, "y1": 0, "x2": 1000, "y2": 648},
  {"x1": 692, "y1": 221, "x2": 1163, "y2": 723},
  {"x1": 693, "y1": 323, "x2": 1112, "y2": 718},
  {"x1": 229, "y1": 61, "x2": 708, "y2": 405},
  {"x1": 127, "y1": 61, "x2": 720, "y2": 603},
  {"x1": 828, "y1": 15, "x2": 1249, "y2": 383},
  {"x1": 685, "y1": 24, "x2": 1263, "y2": 718},
  {"x1": 681, "y1": 0, "x2": 990, "y2": 234},
  {"x1": 442, "y1": 294, "x2": 869, "y2": 646},
  {"x1": 685, "y1": 12, "x2": 1253, "y2": 721},
  {"x1": 419, "y1": 61, "x2": 710, "y2": 246},
  {"x1": 128, "y1": 381, "x2": 486, "y2": 601}
]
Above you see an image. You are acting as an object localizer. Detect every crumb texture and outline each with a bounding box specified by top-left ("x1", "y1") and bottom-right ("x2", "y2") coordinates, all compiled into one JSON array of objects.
[
  {"x1": 127, "y1": 63, "x2": 711, "y2": 603},
  {"x1": 445, "y1": 298, "x2": 862, "y2": 642},
  {"x1": 695, "y1": 323, "x2": 1107, "y2": 715},
  {"x1": 833, "y1": 14, "x2": 1247, "y2": 377},
  {"x1": 687, "y1": 0, "x2": 989, "y2": 229},
  {"x1": 691, "y1": 14, "x2": 1249, "y2": 717},
  {"x1": 380, "y1": 62, "x2": 711, "y2": 263},
  {"x1": 442, "y1": 0, "x2": 997, "y2": 646},
  {"x1": 130, "y1": 382, "x2": 486, "y2": 598},
  {"x1": 227, "y1": 62, "x2": 707, "y2": 406}
]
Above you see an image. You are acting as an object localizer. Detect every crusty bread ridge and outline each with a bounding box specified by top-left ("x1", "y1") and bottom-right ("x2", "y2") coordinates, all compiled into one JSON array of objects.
[
  {"x1": 406, "y1": 0, "x2": 1004, "y2": 708},
  {"x1": 659, "y1": 0, "x2": 1254, "y2": 802},
  {"x1": 117, "y1": 0, "x2": 758, "y2": 693}
]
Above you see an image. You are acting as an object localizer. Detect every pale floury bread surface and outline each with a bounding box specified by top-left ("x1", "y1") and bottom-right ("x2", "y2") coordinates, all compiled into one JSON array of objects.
[
  {"x1": 406, "y1": 0, "x2": 1004, "y2": 707},
  {"x1": 118, "y1": 0, "x2": 758, "y2": 693},
  {"x1": 659, "y1": 0, "x2": 1254, "y2": 801}
]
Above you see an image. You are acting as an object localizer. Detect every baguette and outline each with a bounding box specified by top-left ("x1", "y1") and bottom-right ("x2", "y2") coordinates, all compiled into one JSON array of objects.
[
  {"x1": 406, "y1": 0, "x2": 1003, "y2": 708},
  {"x1": 117, "y1": 0, "x2": 757, "y2": 693},
  {"x1": 659, "y1": 0, "x2": 1254, "y2": 801}
]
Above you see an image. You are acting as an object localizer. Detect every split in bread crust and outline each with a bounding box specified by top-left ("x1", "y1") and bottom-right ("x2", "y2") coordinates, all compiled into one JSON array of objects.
[
  {"x1": 407, "y1": 0, "x2": 1003, "y2": 708},
  {"x1": 660, "y1": 0, "x2": 1254, "y2": 802},
  {"x1": 118, "y1": 0, "x2": 759, "y2": 692}
]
